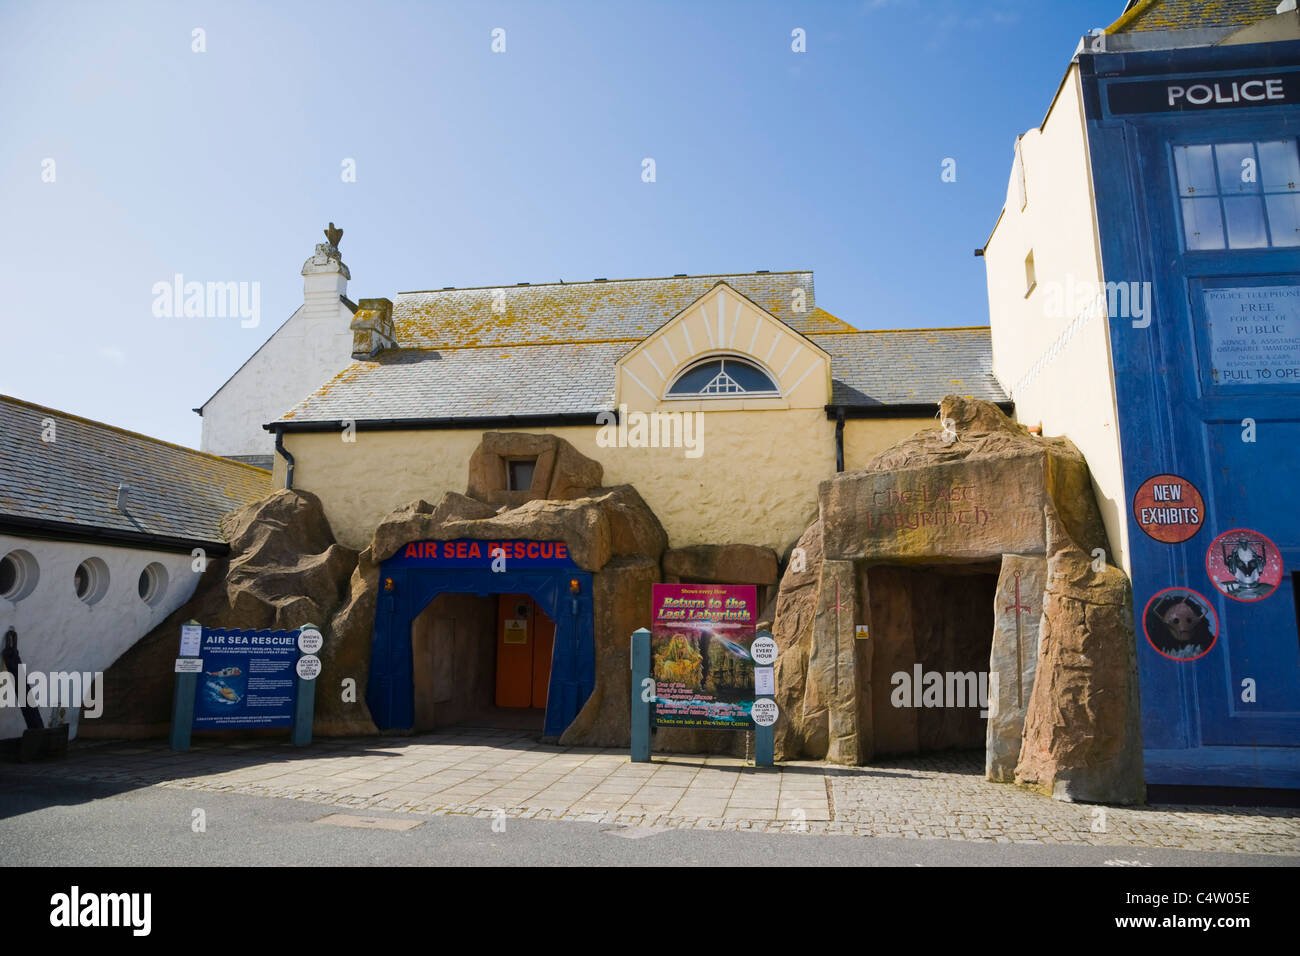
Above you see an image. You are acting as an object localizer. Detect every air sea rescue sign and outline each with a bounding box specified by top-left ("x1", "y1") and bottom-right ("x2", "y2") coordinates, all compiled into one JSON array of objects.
[
  {"x1": 386, "y1": 538, "x2": 577, "y2": 569},
  {"x1": 1107, "y1": 73, "x2": 1300, "y2": 115}
]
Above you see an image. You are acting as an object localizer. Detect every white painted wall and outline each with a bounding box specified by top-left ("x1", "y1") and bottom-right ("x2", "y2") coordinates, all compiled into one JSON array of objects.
[
  {"x1": 983, "y1": 65, "x2": 1132, "y2": 574},
  {"x1": 0, "y1": 535, "x2": 201, "y2": 740},
  {"x1": 199, "y1": 244, "x2": 356, "y2": 459}
]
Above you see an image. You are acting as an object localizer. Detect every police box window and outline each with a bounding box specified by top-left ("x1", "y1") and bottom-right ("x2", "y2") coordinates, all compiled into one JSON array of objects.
[{"x1": 1173, "y1": 140, "x2": 1300, "y2": 251}]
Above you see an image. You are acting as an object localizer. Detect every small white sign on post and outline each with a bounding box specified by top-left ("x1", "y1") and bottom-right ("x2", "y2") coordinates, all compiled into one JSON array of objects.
[
  {"x1": 297, "y1": 627, "x2": 324, "y2": 655},
  {"x1": 179, "y1": 624, "x2": 202, "y2": 657},
  {"x1": 754, "y1": 666, "x2": 775, "y2": 696},
  {"x1": 751, "y1": 698, "x2": 778, "y2": 727},
  {"x1": 750, "y1": 635, "x2": 778, "y2": 666},
  {"x1": 296, "y1": 655, "x2": 322, "y2": 681},
  {"x1": 175, "y1": 658, "x2": 203, "y2": 674}
]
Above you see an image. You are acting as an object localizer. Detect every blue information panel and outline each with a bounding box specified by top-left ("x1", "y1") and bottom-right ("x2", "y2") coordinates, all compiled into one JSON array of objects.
[{"x1": 193, "y1": 628, "x2": 300, "y2": 729}]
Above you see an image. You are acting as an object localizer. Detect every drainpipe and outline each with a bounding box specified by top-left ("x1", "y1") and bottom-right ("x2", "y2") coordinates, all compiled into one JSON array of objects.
[
  {"x1": 834, "y1": 407, "x2": 845, "y2": 473},
  {"x1": 274, "y1": 426, "x2": 295, "y2": 490}
]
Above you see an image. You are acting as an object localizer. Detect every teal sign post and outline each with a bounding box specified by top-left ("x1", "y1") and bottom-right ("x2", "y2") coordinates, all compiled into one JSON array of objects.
[{"x1": 170, "y1": 622, "x2": 322, "y2": 751}]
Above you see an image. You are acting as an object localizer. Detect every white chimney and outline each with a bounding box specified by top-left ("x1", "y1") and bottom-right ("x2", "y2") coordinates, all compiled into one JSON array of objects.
[{"x1": 301, "y1": 222, "x2": 350, "y2": 322}]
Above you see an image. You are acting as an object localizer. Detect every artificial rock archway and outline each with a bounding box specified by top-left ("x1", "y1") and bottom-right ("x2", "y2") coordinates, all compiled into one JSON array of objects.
[{"x1": 770, "y1": 396, "x2": 1144, "y2": 804}]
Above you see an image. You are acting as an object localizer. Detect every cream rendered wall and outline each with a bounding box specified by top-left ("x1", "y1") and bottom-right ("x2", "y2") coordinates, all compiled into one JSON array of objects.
[
  {"x1": 983, "y1": 65, "x2": 1132, "y2": 573},
  {"x1": 0, "y1": 535, "x2": 199, "y2": 739},
  {"x1": 279, "y1": 417, "x2": 835, "y2": 556},
  {"x1": 842, "y1": 418, "x2": 933, "y2": 472}
]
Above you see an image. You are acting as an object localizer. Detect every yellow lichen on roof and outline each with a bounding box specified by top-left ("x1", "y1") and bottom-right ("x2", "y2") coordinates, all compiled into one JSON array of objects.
[
  {"x1": 390, "y1": 273, "x2": 821, "y2": 350},
  {"x1": 1107, "y1": 0, "x2": 1278, "y2": 33}
]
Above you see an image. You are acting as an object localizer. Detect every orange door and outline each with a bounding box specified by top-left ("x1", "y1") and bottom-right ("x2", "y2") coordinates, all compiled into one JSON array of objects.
[
  {"x1": 495, "y1": 595, "x2": 533, "y2": 708},
  {"x1": 531, "y1": 612, "x2": 555, "y2": 708}
]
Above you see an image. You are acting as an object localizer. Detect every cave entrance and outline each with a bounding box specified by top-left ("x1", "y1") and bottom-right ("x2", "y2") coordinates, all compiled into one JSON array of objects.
[
  {"x1": 862, "y1": 563, "x2": 999, "y2": 757},
  {"x1": 411, "y1": 592, "x2": 555, "y2": 734},
  {"x1": 366, "y1": 547, "x2": 594, "y2": 740}
]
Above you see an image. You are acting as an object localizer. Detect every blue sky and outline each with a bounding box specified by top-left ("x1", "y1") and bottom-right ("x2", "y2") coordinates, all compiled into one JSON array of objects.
[{"x1": 0, "y1": 0, "x2": 1126, "y2": 448}]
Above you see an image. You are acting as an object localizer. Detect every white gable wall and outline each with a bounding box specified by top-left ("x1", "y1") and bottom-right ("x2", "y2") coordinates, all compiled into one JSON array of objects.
[{"x1": 200, "y1": 246, "x2": 356, "y2": 459}]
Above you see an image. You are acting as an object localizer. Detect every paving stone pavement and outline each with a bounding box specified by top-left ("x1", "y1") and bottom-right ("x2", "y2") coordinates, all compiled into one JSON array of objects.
[{"x1": 3, "y1": 727, "x2": 1297, "y2": 853}]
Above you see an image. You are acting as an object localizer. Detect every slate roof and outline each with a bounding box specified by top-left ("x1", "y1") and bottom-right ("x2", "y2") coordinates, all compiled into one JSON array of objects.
[
  {"x1": 1109, "y1": 0, "x2": 1279, "y2": 33},
  {"x1": 392, "y1": 272, "x2": 850, "y2": 347},
  {"x1": 281, "y1": 343, "x2": 625, "y2": 422},
  {"x1": 277, "y1": 328, "x2": 1005, "y2": 424},
  {"x1": 816, "y1": 328, "x2": 1005, "y2": 406},
  {"x1": 0, "y1": 396, "x2": 273, "y2": 546}
]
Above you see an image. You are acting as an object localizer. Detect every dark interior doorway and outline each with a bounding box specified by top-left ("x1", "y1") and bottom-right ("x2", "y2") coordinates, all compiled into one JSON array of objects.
[
  {"x1": 863, "y1": 563, "x2": 999, "y2": 757},
  {"x1": 411, "y1": 592, "x2": 555, "y2": 733}
]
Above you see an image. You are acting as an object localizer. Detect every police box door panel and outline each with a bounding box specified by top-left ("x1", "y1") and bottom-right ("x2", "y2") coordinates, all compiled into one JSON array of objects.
[{"x1": 1136, "y1": 116, "x2": 1300, "y2": 748}]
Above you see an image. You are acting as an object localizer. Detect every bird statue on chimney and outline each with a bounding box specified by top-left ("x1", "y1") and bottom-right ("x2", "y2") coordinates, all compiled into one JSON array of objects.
[{"x1": 325, "y1": 222, "x2": 343, "y2": 249}]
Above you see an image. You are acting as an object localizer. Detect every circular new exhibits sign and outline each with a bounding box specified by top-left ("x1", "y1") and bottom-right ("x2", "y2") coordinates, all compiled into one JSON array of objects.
[
  {"x1": 750, "y1": 698, "x2": 779, "y2": 727},
  {"x1": 1132, "y1": 474, "x2": 1204, "y2": 543},
  {"x1": 297, "y1": 627, "x2": 324, "y2": 654},
  {"x1": 750, "y1": 635, "x2": 778, "y2": 666},
  {"x1": 296, "y1": 655, "x2": 322, "y2": 680}
]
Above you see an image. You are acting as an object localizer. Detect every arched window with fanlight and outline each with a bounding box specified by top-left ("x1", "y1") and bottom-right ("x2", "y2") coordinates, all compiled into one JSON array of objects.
[{"x1": 665, "y1": 356, "x2": 780, "y2": 398}]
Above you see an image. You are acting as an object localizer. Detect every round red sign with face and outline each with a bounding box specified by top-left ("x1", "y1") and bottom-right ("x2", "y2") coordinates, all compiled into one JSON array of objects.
[
  {"x1": 1142, "y1": 587, "x2": 1218, "y2": 662},
  {"x1": 1206, "y1": 528, "x2": 1284, "y2": 603},
  {"x1": 1132, "y1": 474, "x2": 1205, "y2": 544}
]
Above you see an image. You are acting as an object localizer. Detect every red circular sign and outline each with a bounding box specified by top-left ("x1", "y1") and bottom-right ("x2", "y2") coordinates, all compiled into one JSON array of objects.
[
  {"x1": 1205, "y1": 528, "x2": 1284, "y2": 603},
  {"x1": 1142, "y1": 587, "x2": 1218, "y2": 662},
  {"x1": 1132, "y1": 474, "x2": 1205, "y2": 544}
]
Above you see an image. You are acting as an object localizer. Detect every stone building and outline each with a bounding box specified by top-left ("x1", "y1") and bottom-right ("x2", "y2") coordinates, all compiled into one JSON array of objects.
[
  {"x1": 983, "y1": 0, "x2": 1300, "y2": 790},
  {"x1": 85, "y1": 224, "x2": 1146, "y2": 802}
]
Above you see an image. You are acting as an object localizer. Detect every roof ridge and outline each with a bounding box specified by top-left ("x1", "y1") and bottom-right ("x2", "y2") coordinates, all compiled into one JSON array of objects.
[
  {"x1": 807, "y1": 325, "x2": 991, "y2": 335},
  {"x1": 1107, "y1": 0, "x2": 1159, "y2": 34},
  {"x1": 396, "y1": 271, "x2": 813, "y2": 296},
  {"x1": 380, "y1": 338, "x2": 644, "y2": 352},
  {"x1": 0, "y1": 394, "x2": 271, "y2": 473}
]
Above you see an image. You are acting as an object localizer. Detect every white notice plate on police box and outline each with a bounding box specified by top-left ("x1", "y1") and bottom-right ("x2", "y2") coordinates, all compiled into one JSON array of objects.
[
  {"x1": 754, "y1": 666, "x2": 775, "y2": 696},
  {"x1": 175, "y1": 658, "x2": 203, "y2": 674}
]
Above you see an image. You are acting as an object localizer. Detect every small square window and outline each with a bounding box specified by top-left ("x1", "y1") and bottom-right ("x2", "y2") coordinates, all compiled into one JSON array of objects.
[{"x1": 506, "y1": 458, "x2": 536, "y2": 492}]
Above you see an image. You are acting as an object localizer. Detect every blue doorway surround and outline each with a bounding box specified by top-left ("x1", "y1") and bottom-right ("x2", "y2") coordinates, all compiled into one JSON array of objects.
[{"x1": 366, "y1": 540, "x2": 595, "y2": 739}]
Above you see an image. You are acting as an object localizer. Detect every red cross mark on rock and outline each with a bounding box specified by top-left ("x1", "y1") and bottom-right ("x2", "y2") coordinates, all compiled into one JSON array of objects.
[{"x1": 1005, "y1": 569, "x2": 1032, "y2": 708}]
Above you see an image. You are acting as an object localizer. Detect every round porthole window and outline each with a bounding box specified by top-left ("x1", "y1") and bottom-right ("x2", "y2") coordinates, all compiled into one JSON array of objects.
[
  {"x1": 74, "y1": 557, "x2": 109, "y2": 606},
  {"x1": 0, "y1": 549, "x2": 39, "y2": 602},
  {"x1": 137, "y1": 562, "x2": 168, "y2": 607}
]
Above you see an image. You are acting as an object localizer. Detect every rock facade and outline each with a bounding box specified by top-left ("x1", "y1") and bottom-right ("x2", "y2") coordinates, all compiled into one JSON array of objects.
[
  {"x1": 86, "y1": 490, "x2": 358, "y2": 738},
  {"x1": 986, "y1": 554, "x2": 1047, "y2": 781},
  {"x1": 466, "y1": 432, "x2": 604, "y2": 508},
  {"x1": 1015, "y1": 507, "x2": 1144, "y2": 804},
  {"x1": 771, "y1": 396, "x2": 1144, "y2": 804}
]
